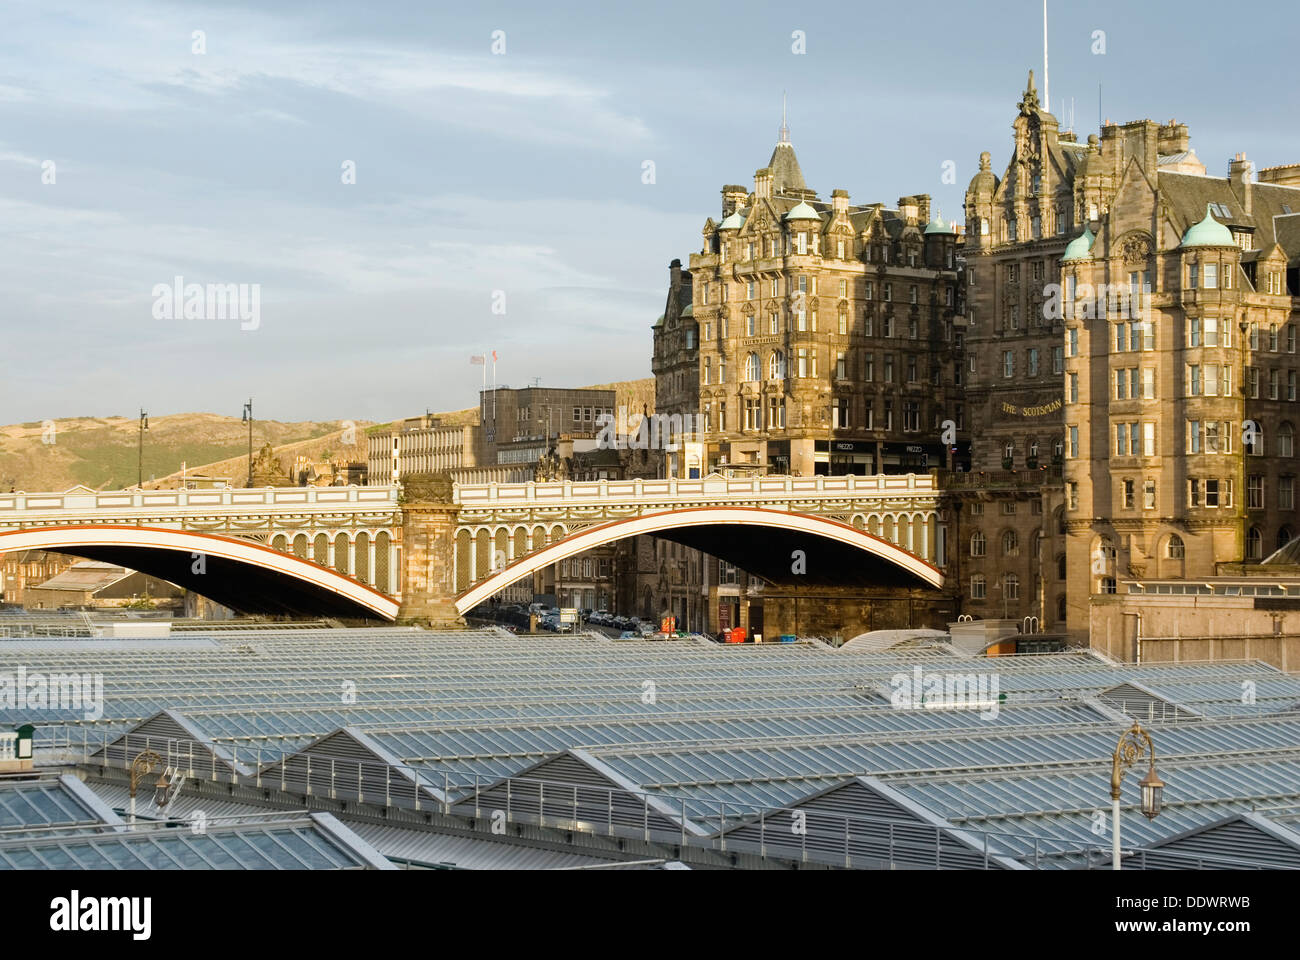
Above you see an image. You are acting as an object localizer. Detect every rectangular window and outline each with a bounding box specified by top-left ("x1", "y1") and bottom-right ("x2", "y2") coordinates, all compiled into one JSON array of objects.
[
  {"x1": 884, "y1": 354, "x2": 895, "y2": 383},
  {"x1": 1188, "y1": 263, "x2": 1198, "y2": 289},
  {"x1": 1143, "y1": 321, "x2": 1155, "y2": 351},
  {"x1": 838, "y1": 313, "x2": 847, "y2": 335},
  {"x1": 746, "y1": 281, "x2": 755, "y2": 300},
  {"x1": 1290, "y1": 325, "x2": 1297, "y2": 353},
  {"x1": 863, "y1": 314, "x2": 873, "y2": 336},
  {"x1": 1129, "y1": 421, "x2": 1140, "y2": 456},
  {"x1": 1248, "y1": 475, "x2": 1264, "y2": 509},
  {"x1": 1116, "y1": 422, "x2": 1129, "y2": 456},
  {"x1": 1205, "y1": 421, "x2": 1220, "y2": 453},
  {"x1": 971, "y1": 576, "x2": 986, "y2": 600},
  {"x1": 1204, "y1": 317, "x2": 1218, "y2": 346},
  {"x1": 1123, "y1": 479, "x2": 1134, "y2": 510},
  {"x1": 1068, "y1": 372, "x2": 1078, "y2": 403},
  {"x1": 836, "y1": 351, "x2": 847, "y2": 380},
  {"x1": 797, "y1": 232, "x2": 807, "y2": 255},
  {"x1": 797, "y1": 349, "x2": 808, "y2": 378},
  {"x1": 1204, "y1": 365, "x2": 1218, "y2": 396},
  {"x1": 1142, "y1": 367, "x2": 1155, "y2": 399},
  {"x1": 1069, "y1": 426, "x2": 1079, "y2": 458},
  {"x1": 1188, "y1": 478, "x2": 1200, "y2": 507},
  {"x1": 1068, "y1": 481, "x2": 1079, "y2": 510},
  {"x1": 1115, "y1": 369, "x2": 1127, "y2": 400},
  {"x1": 1271, "y1": 369, "x2": 1280, "y2": 400},
  {"x1": 1028, "y1": 349, "x2": 1039, "y2": 376},
  {"x1": 1144, "y1": 479, "x2": 1156, "y2": 510},
  {"x1": 884, "y1": 283, "x2": 892, "y2": 302},
  {"x1": 1053, "y1": 346, "x2": 1063, "y2": 373},
  {"x1": 863, "y1": 354, "x2": 874, "y2": 381},
  {"x1": 837, "y1": 240, "x2": 845, "y2": 260},
  {"x1": 1068, "y1": 328, "x2": 1079, "y2": 357},
  {"x1": 1290, "y1": 370, "x2": 1297, "y2": 402},
  {"x1": 1204, "y1": 263, "x2": 1218, "y2": 289},
  {"x1": 907, "y1": 356, "x2": 918, "y2": 382},
  {"x1": 904, "y1": 401, "x2": 920, "y2": 432},
  {"x1": 1143, "y1": 422, "x2": 1156, "y2": 457},
  {"x1": 1003, "y1": 351, "x2": 1014, "y2": 378},
  {"x1": 746, "y1": 315, "x2": 755, "y2": 336},
  {"x1": 1187, "y1": 317, "x2": 1200, "y2": 348},
  {"x1": 864, "y1": 281, "x2": 873, "y2": 300},
  {"x1": 909, "y1": 285, "x2": 918, "y2": 304},
  {"x1": 1115, "y1": 324, "x2": 1125, "y2": 353},
  {"x1": 1206, "y1": 479, "x2": 1220, "y2": 508},
  {"x1": 1282, "y1": 476, "x2": 1295, "y2": 511},
  {"x1": 1187, "y1": 420, "x2": 1201, "y2": 454}
]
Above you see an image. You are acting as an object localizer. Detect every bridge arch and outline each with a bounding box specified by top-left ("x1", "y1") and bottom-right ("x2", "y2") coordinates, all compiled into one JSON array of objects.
[
  {"x1": 0, "y1": 525, "x2": 398, "y2": 620},
  {"x1": 456, "y1": 506, "x2": 943, "y2": 614}
]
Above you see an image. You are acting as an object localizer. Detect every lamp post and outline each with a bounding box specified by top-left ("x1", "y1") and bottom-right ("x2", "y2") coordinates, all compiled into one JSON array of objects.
[
  {"x1": 241, "y1": 398, "x2": 254, "y2": 487},
  {"x1": 1109, "y1": 722, "x2": 1165, "y2": 870},
  {"x1": 128, "y1": 749, "x2": 162, "y2": 826},
  {"x1": 137, "y1": 409, "x2": 149, "y2": 489}
]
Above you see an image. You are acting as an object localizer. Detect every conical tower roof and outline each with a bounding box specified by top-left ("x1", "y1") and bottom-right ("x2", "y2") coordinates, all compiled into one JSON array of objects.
[{"x1": 768, "y1": 95, "x2": 807, "y2": 194}]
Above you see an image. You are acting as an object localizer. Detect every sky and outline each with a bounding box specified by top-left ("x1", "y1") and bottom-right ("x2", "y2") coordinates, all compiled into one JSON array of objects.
[{"x1": 2, "y1": 0, "x2": 1299, "y2": 424}]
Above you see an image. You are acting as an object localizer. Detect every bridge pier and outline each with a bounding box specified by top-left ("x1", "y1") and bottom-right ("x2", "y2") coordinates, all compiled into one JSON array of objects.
[
  {"x1": 760, "y1": 584, "x2": 956, "y2": 642},
  {"x1": 396, "y1": 475, "x2": 465, "y2": 629}
]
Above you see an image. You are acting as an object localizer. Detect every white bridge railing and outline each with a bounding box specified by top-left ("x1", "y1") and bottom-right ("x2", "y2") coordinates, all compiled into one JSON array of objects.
[
  {"x1": 0, "y1": 485, "x2": 400, "y2": 528},
  {"x1": 455, "y1": 473, "x2": 938, "y2": 508}
]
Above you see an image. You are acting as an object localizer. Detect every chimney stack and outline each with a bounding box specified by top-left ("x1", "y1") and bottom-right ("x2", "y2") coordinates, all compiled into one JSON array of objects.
[{"x1": 1229, "y1": 152, "x2": 1253, "y2": 215}]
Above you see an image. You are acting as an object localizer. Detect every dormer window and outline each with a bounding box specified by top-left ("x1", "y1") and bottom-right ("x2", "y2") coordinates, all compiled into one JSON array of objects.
[{"x1": 1233, "y1": 230, "x2": 1252, "y2": 251}]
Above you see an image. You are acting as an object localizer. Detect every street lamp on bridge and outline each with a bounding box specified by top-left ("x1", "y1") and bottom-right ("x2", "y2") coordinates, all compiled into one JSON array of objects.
[{"x1": 241, "y1": 398, "x2": 254, "y2": 487}]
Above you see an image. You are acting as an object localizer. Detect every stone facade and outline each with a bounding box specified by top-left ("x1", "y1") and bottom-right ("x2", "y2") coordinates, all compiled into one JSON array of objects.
[
  {"x1": 964, "y1": 71, "x2": 1300, "y2": 646},
  {"x1": 686, "y1": 125, "x2": 967, "y2": 478}
]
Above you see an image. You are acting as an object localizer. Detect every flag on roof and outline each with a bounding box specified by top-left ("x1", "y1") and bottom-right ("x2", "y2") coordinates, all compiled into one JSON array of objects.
[{"x1": 469, "y1": 355, "x2": 486, "y2": 365}]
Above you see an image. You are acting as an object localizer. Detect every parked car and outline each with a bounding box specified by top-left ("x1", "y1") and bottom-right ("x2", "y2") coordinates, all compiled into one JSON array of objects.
[{"x1": 618, "y1": 630, "x2": 640, "y2": 639}]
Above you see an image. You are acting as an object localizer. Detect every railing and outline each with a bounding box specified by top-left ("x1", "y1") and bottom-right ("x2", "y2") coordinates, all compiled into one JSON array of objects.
[
  {"x1": 455, "y1": 474, "x2": 938, "y2": 507},
  {"x1": 76, "y1": 731, "x2": 1107, "y2": 870},
  {"x1": 934, "y1": 467, "x2": 1062, "y2": 490},
  {"x1": 0, "y1": 485, "x2": 399, "y2": 523}
]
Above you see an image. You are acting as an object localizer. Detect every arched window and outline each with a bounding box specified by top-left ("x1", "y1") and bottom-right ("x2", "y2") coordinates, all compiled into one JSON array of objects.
[
  {"x1": 1003, "y1": 441, "x2": 1015, "y2": 460},
  {"x1": 1056, "y1": 553, "x2": 1067, "y2": 580},
  {"x1": 1031, "y1": 530, "x2": 1043, "y2": 558},
  {"x1": 1002, "y1": 530, "x2": 1019, "y2": 557},
  {"x1": 1056, "y1": 595, "x2": 1067, "y2": 621},
  {"x1": 1281, "y1": 422, "x2": 1294, "y2": 458},
  {"x1": 1167, "y1": 534, "x2": 1185, "y2": 559},
  {"x1": 1279, "y1": 527, "x2": 1293, "y2": 551},
  {"x1": 970, "y1": 574, "x2": 987, "y2": 599},
  {"x1": 1003, "y1": 573, "x2": 1019, "y2": 599},
  {"x1": 1245, "y1": 421, "x2": 1263, "y2": 455},
  {"x1": 768, "y1": 351, "x2": 785, "y2": 380},
  {"x1": 1055, "y1": 506, "x2": 1066, "y2": 535},
  {"x1": 970, "y1": 531, "x2": 986, "y2": 557},
  {"x1": 744, "y1": 353, "x2": 760, "y2": 382},
  {"x1": 1247, "y1": 526, "x2": 1263, "y2": 560}
]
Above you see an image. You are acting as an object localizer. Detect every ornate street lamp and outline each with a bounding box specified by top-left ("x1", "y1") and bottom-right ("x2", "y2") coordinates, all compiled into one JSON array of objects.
[
  {"x1": 1109, "y1": 722, "x2": 1165, "y2": 869},
  {"x1": 128, "y1": 749, "x2": 162, "y2": 826}
]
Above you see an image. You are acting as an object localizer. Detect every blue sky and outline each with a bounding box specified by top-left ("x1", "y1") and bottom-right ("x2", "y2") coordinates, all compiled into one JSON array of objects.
[{"x1": 3, "y1": 0, "x2": 1298, "y2": 423}]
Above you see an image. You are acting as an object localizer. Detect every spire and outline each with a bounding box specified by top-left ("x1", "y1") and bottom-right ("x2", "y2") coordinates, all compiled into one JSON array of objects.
[
  {"x1": 768, "y1": 92, "x2": 806, "y2": 194},
  {"x1": 1019, "y1": 69, "x2": 1041, "y2": 113}
]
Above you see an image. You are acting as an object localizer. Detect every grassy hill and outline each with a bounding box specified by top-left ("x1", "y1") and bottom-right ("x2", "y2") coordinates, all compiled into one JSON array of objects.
[
  {"x1": 2, "y1": 379, "x2": 658, "y2": 493},
  {"x1": 0, "y1": 415, "x2": 365, "y2": 492}
]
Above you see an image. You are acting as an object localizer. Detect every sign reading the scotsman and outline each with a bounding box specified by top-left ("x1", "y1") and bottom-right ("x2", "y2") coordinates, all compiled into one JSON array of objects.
[{"x1": 1000, "y1": 398, "x2": 1063, "y2": 418}]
